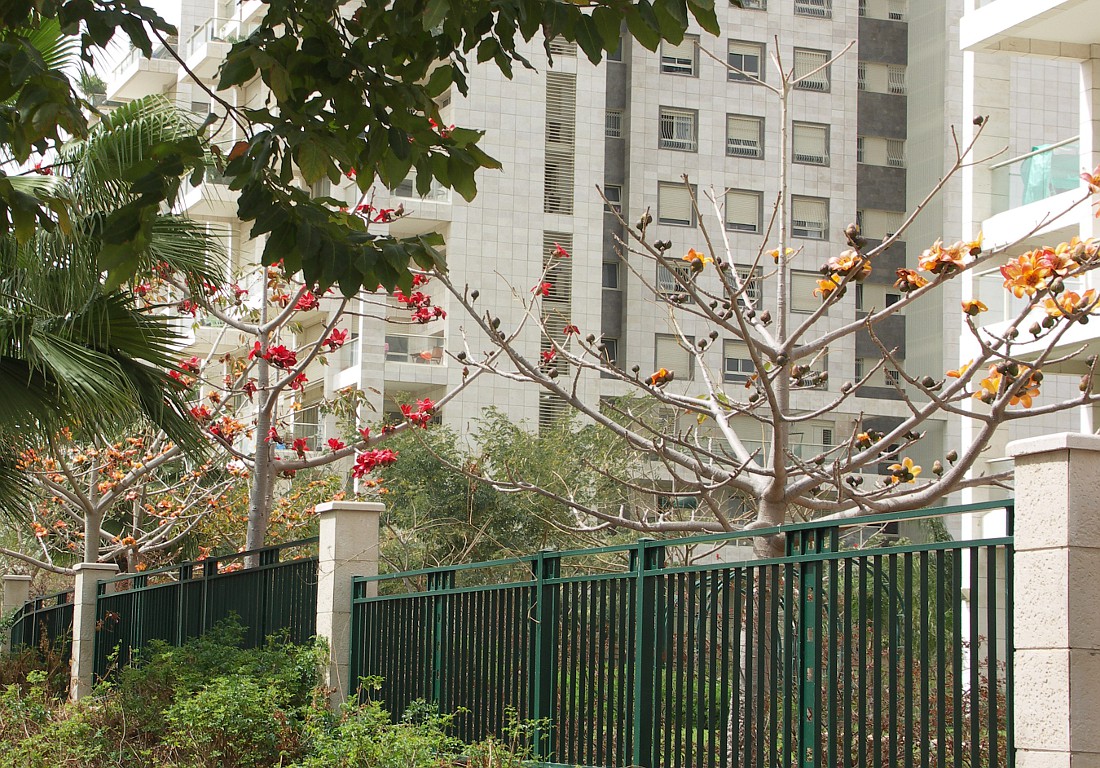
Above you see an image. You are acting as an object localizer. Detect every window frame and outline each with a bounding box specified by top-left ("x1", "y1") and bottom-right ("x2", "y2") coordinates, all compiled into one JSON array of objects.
[
  {"x1": 793, "y1": 48, "x2": 831, "y2": 92},
  {"x1": 727, "y1": 40, "x2": 765, "y2": 83},
  {"x1": 724, "y1": 189, "x2": 763, "y2": 234},
  {"x1": 723, "y1": 340, "x2": 756, "y2": 384},
  {"x1": 603, "y1": 184, "x2": 623, "y2": 214},
  {"x1": 726, "y1": 114, "x2": 764, "y2": 159},
  {"x1": 791, "y1": 196, "x2": 830, "y2": 241},
  {"x1": 791, "y1": 271, "x2": 824, "y2": 314},
  {"x1": 792, "y1": 121, "x2": 830, "y2": 166},
  {"x1": 658, "y1": 106, "x2": 699, "y2": 152},
  {"x1": 654, "y1": 333, "x2": 694, "y2": 380},
  {"x1": 660, "y1": 36, "x2": 699, "y2": 77},
  {"x1": 602, "y1": 261, "x2": 621, "y2": 289},
  {"x1": 657, "y1": 181, "x2": 697, "y2": 226},
  {"x1": 605, "y1": 109, "x2": 623, "y2": 139}
]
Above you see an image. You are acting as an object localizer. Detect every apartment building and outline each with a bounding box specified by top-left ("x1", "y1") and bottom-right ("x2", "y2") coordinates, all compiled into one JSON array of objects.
[
  {"x1": 104, "y1": 0, "x2": 936, "y2": 508},
  {"x1": 954, "y1": 0, "x2": 1098, "y2": 511}
]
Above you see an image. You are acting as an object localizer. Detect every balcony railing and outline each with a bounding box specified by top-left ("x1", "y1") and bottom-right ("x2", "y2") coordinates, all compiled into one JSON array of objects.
[
  {"x1": 975, "y1": 264, "x2": 1098, "y2": 326},
  {"x1": 185, "y1": 17, "x2": 260, "y2": 58},
  {"x1": 385, "y1": 331, "x2": 444, "y2": 365},
  {"x1": 990, "y1": 136, "x2": 1080, "y2": 216},
  {"x1": 394, "y1": 173, "x2": 450, "y2": 203},
  {"x1": 114, "y1": 38, "x2": 177, "y2": 75}
]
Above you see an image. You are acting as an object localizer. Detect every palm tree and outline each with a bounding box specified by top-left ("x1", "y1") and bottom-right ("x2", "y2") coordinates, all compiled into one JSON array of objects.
[{"x1": 0, "y1": 93, "x2": 222, "y2": 512}]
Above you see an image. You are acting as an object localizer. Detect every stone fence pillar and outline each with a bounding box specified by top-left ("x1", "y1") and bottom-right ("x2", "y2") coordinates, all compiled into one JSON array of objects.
[
  {"x1": 315, "y1": 500, "x2": 382, "y2": 706},
  {"x1": 69, "y1": 562, "x2": 118, "y2": 701},
  {"x1": 1009, "y1": 432, "x2": 1100, "y2": 767},
  {"x1": 2, "y1": 574, "x2": 32, "y2": 654}
]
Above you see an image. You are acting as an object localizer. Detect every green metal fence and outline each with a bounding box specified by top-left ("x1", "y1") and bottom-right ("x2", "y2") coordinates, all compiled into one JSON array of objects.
[
  {"x1": 8, "y1": 588, "x2": 75, "y2": 664},
  {"x1": 351, "y1": 501, "x2": 1013, "y2": 768},
  {"x1": 93, "y1": 538, "x2": 319, "y2": 678}
]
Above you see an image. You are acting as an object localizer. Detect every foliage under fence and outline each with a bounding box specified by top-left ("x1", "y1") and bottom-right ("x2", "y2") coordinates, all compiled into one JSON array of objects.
[
  {"x1": 351, "y1": 501, "x2": 1013, "y2": 768},
  {"x1": 7, "y1": 589, "x2": 75, "y2": 669},
  {"x1": 93, "y1": 538, "x2": 319, "y2": 678}
]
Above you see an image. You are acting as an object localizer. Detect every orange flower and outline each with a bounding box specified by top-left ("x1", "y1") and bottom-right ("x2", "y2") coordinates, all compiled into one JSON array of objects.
[
  {"x1": 682, "y1": 249, "x2": 712, "y2": 272},
  {"x1": 893, "y1": 268, "x2": 928, "y2": 293},
  {"x1": 946, "y1": 360, "x2": 972, "y2": 379},
  {"x1": 1082, "y1": 163, "x2": 1100, "y2": 194},
  {"x1": 769, "y1": 247, "x2": 795, "y2": 263},
  {"x1": 813, "y1": 274, "x2": 843, "y2": 301},
  {"x1": 887, "y1": 457, "x2": 921, "y2": 484},
  {"x1": 1000, "y1": 251, "x2": 1052, "y2": 298},
  {"x1": 826, "y1": 250, "x2": 871, "y2": 281},
  {"x1": 918, "y1": 239, "x2": 970, "y2": 275},
  {"x1": 1043, "y1": 289, "x2": 1097, "y2": 318},
  {"x1": 961, "y1": 299, "x2": 988, "y2": 316},
  {"x1": 648, "y1": 368, "x2": 674, "y2": 386}
]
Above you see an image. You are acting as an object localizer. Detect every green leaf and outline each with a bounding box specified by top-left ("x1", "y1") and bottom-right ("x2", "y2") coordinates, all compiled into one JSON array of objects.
[
  {"x1": 422, "y1": 0, "x2": 449, "y2": 32},
  {"x1": 296, "y1": 141, "x2": 331, "y2": 185},
  {"x1": 426, "y1": 65, "x2": 453, "y2": 97}
]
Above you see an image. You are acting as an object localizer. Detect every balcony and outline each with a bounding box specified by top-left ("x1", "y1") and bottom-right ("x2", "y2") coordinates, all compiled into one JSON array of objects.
[
  {"x1": 176, "y1": 168, "x2": 236, "y2": 219},
  {"x1": 106, "y1": 40, "x2": 179, "y2": 101},
  {"x1": 981, "y1": 138, "x2": 1092, "y2": 249},
  {"x1": 385, "y1": 330, "x2": 445, "y2": 366},
  {"x1": 182, "y1": 17, "x2": 258, "y2": 82},
  {"x1": 961, "y1": 0, "x2": 1100, "y2": 54}
]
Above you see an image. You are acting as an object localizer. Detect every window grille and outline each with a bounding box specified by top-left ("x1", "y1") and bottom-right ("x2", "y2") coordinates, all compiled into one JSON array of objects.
[
  {"x1": 605, "y1": 109, "x2": 623, "y2": 138},
  {"x1": 793, "y1": 49, "x2": 830, "y2": 91},
  {"x1": 792, "y1": 196, "x2": 829, "y2": 240},
  {"x1": 659, "y1": 107, "x2": 698, "y2": 151},
  {"x1": 793, "y1": 122, "x2": 829, "y2": 165},
  {"x1": 657, "y1": 262, "x2": 691, "y2": 294},
  {"x1": 727, "y1": 115, "x2": 763, "y2": 158},
  {"x1": 794, "y1": 0, "x2": 832, "y2": 18},
  {"x1": 723, "y1": 341, "x2": 755, "y2": 384},
  {"x1": 544, "y1": 72, "x2": 576, "y2": 215}
]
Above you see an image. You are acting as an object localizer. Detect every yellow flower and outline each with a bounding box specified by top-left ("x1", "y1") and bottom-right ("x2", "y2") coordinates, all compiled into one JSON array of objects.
[
  {"x1": 682, "y1": 248, "x2": 713, "y2": 270},
  {"x1": 887, "y1": 457, "x2": 921, "y2": 484},
  {"x1": 893, "y1": 268, "x2": 928, "y2": 293},
  {"x1": 826, "y1": 249, "x2": 872, "y2": 281},
  {"x1": 1000, "y1": 251, "x2": 1052, "y2": 298},
  {"x1": 769, "y1": 247, "x2": 795, "y2": 263},
  {"x1": 961, "y1": 299, "x2": 988, "y2": 316},
  {"x1": 813, "y1": 274, "x2": 843, "y2": 301},
  {"x1": 946, "y1": 360, "x2": 972, "y2": 379},
  {"x1": 918, "y1": 239, "x2": 970, "y2": 275}
]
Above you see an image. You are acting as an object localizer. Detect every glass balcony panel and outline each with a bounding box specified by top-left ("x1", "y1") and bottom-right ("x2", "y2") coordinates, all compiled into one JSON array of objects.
[{"x1": 990, "y1": 137, "x2": 1080, "y2": 216}]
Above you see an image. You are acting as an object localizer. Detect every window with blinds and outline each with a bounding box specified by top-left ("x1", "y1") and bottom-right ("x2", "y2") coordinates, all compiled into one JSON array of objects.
[
  {"x1": 861, "y1": 0, "x2": 906, "y2": 20},
  {"x1": 723, "y1": 340, "x2": 755, "y2": 384},
  {"x1": 858, "y1": 136, "x2": 906, "y2": 168},
  {"x1": 544, "y1": 72, "x2": 576, "y2": 215},
  {"x1": 792, "y1": 196, "x2": 829, "y2": 240},
  {"x1": 660, "y1": 36, "x2": 698, "y2": 76},
  {"x1": 657, "y1": 262, "x2": 691, "y2": 294},
  {"x1": 548, "y1": 37, "x2": 577, "y2": 57},
  {"x1": 658, "y1": 107, "x2": 698, "y2": 152},
  {"x1": 658, "y1": 182, "x2": 695, "y2": 226},
  {"x1": 539, "y1": 392, "x2": 569, "y2": 430},
  {"x1": 791, "y1": 271, "x2": 824, "y2": 313},
  {"x1": 725, "y1": 190, "x2": 761, "y2": 233},
  {"x1": 654, "y1": 334, "x2": 694, "y2": 380},
  {"x1": 736, "y1": 265, "x2": 762, "y2": 304},
  {"x1": 794, "y1": 49, "x2": 830, "y2": 91},
  {"x1": 605, "y1": 109, "x2": 623, "y2": 138},
  {"x1": 541, "y1": 231, "x2": 573, "y2": 385},
  {"x1": 792, "y1": 122, "x2": 829, "y2": 165},
  {"x1": 727, "y1": 40, "x2": 764, "y2": 82},
  {"x1": 727, "y1": 114, "x2": 763, "y2": 158},
  {"x1": 858, "y1": 62, "x2": 906, "y2": 95},
  {"x1": 740, "y1": 0, "x2": 766, "y2": 8},
  {"x1": 858, "y1": 209, "x2": 906, "y2": 240}
]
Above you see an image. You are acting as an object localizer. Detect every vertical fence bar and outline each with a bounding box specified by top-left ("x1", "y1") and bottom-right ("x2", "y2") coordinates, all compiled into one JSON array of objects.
[
  {"x1": 531, "y1": 551, "x2": 560, "y2": 761},
  {"x1": 631, "y1": 539, "x2": 664, "y2": 768}
]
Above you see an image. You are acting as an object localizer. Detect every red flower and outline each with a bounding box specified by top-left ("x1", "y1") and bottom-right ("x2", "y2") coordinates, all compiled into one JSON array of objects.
[
  {"x1": 294, "y1": 291, "x2": 319, "y2": 311},
  {"x1": 132, "y1": 282, "x2": 151, "y2": 297},
  {"x1": 263, "y1": 345, "x2": 298, "y2": 369},
  {"x1": 373, "y1": 208, "x2": 396, "y2": 223},
  {"x1": 325, "y1": 328, "x2": 349, "y2": 351},
  {"x1": 553, "y1": 242, "x2": 570, "y2": 258},
  {"x1": 231, "y1": 284, "x2": 248, "y2": 302},
  {"x1": 248, "y1": 342, "x2": 262, "y2": 361},
  {"x1": 327, "y1": 438, "x2": 346, "y2": 451},
  {"x1": 412, "y1": 274, "x2": 431, "y2": 288},
  {"x1": 355, "y1": 203, "x2": 373, "y2": 216},
  {"x1": 243, "y1": 380, "x2": 258, "y2": 401},
  {"x1": 352, "y1": 448, "x2": 398, "y2": 478},
  {"x1": 189, "y1": 405, "x2": 212, "y2": 422},
  {"x1": 289, "y1": 372, "x2": 308, "y2": 390},
  {"x1": 292, "y1": 437, "x2": 309, "y2": 456},
  {"x1": 563, "y1": 324, "x2": 580, "y2": 336},
  {"x1": 180, "y1": 356, "x2": 201, "y2": 374},
  {"x1": 32, "y1": 162, "x2": 52, "y2": 176},
  {"x1": 178, "y1": 299, "x2": 199, "y2": 317},
  {"x1": 346, "y1": 168, "x2": 357, "y2": 179},
  {"x1": 266, "y1": 427, "x2": 281, "y2": 443},
  {"x1": 532, "y1": 282, "x2": 552, "y2": 297},
  {"x1": 541, "y1": 349, "x2": 557, "y2": 364},
  {"x1": 417, "y1": 398, "x2": 435, "y2": 413}
]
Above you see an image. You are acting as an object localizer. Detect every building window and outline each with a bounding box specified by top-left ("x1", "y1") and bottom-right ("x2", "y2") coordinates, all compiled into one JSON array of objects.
[
  {"x1": 736, "y1": 265, "x2": 762, "y2": 304},
  {"x1": 740, "y1": 0, "x2": 766, "y2": 7},
  {"x1": 793, "y1": 48, "x2": 830, "y2": 92},
  {"x1": 727, "y1": 114, "x2": 764, "y2": 158},
  {"x1": 855, "y1": 357, "x2": 867, "y2": 380},
  {"x1": 884, "y1": 368, "x2": 901, "y2": 387},
  {"x1": 660, "y1": 36, "x2": 698, "y2": 76},
  {"x1": 791, "y1": 271, "x2": 823, "y2": 313},
  {"x1": 604, "y1": 184, "x2": 622, "y2": 214},
  {"x1": 607, "y1": 37, "x2": 623, "y2": 62},
  {"x1": 723, "y1": 340, "x2": 755, "y2": 384},
  {"x1": 792, "y1": 122, "x2": 829, "y2": 165},
  {"x1": 727, "y1": 40, "x2": 764, "y2": 82},
  {"x1": 657, "y1": 262, "x2": 692, "y2": 294},
  {"x1": 603, "y1": 261, "x2": 620, "y2": 289},
  {"x1": 858, "y1": 208, "x2": 906, "y2": 240},
  {"x1": 658, "y1": 107, "x2": 698, "y2": 152},
  {"x1": 861, "y1": 0, "x2": 907, "y2": 20},
  {"x1": 858, "y1": 62, "x2": 906, "y2": 95},
  {"x1": 658, "y1": 181, "x2": 696, "y2": 226},
  {"x1": 792, "y1": 196, "x2": 829, "y2": 240},
  {"x1": 605, "y1": 109, "x2": 623, "y2": 138},
  {"x1": 794, "y1": 0, "x2": 832, "y2": 18},
  {"x1": 857, "y1": 136, "x2": 905, "y2": 168},
  {"x1": 601, "y1": 337, "x2": 619, "y2": 367},
  {"x1": 725, "y1": 189, "x2": 762, "y2": 233},
  {"x1": 655, "y1": 333, "x2": 694, "y2": 380}
]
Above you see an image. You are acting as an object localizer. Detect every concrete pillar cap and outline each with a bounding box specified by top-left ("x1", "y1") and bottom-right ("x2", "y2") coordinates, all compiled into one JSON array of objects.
[
  {"x1": 315, "y1": 500, "x2": 384, "y2": 515},
  {"x1": 72, "y1": 562, "x2": 120, "y2": 573},
  {"x1": 1007, "y1": 432, "x2": 1100, "y2": 458},
  {"x1": 2, "y1": 574, "x2": 32, "y2": 582}
]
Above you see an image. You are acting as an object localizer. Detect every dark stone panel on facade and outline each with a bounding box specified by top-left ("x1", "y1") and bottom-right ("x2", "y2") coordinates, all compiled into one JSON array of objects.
[
  {"x1": 857, "y1": 19, "x2": 909, "y2": 66},
  {"x1": 602, "y1": 288, "x2": 624, "y2": 338},
  {"x1": 856, "y1": 313, "x2": 906, "y2": 358},
  {"x1": 604, "y1": 139, "x2": 626, "y2": 184},
  {"x1": 857, "y1": 92, "x2": 907, "y2": 139},
  {"x1": 857, "y1": 164, "x2": 907, "y2": 211},
  {"x1": 867, "y1": 240, "x2": 907, "y2": 277},
  {"x1": 606, "y1": 61, "x2": 627, "y2": 109},
  {"x1": 603, "y1": 220, "x2": 625, "y2": 260}
]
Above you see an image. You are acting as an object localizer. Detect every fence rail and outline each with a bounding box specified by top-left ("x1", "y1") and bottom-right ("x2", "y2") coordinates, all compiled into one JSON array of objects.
[
  {"x1": 93, "y1": 538, "x2": 319, "y2": 678},
  {"x1": 351, "y1": 501, "x2": 1013, "y2": 768},
  {"x1": 8, "y1": 588, "x2": 75, "y2": 664}
]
